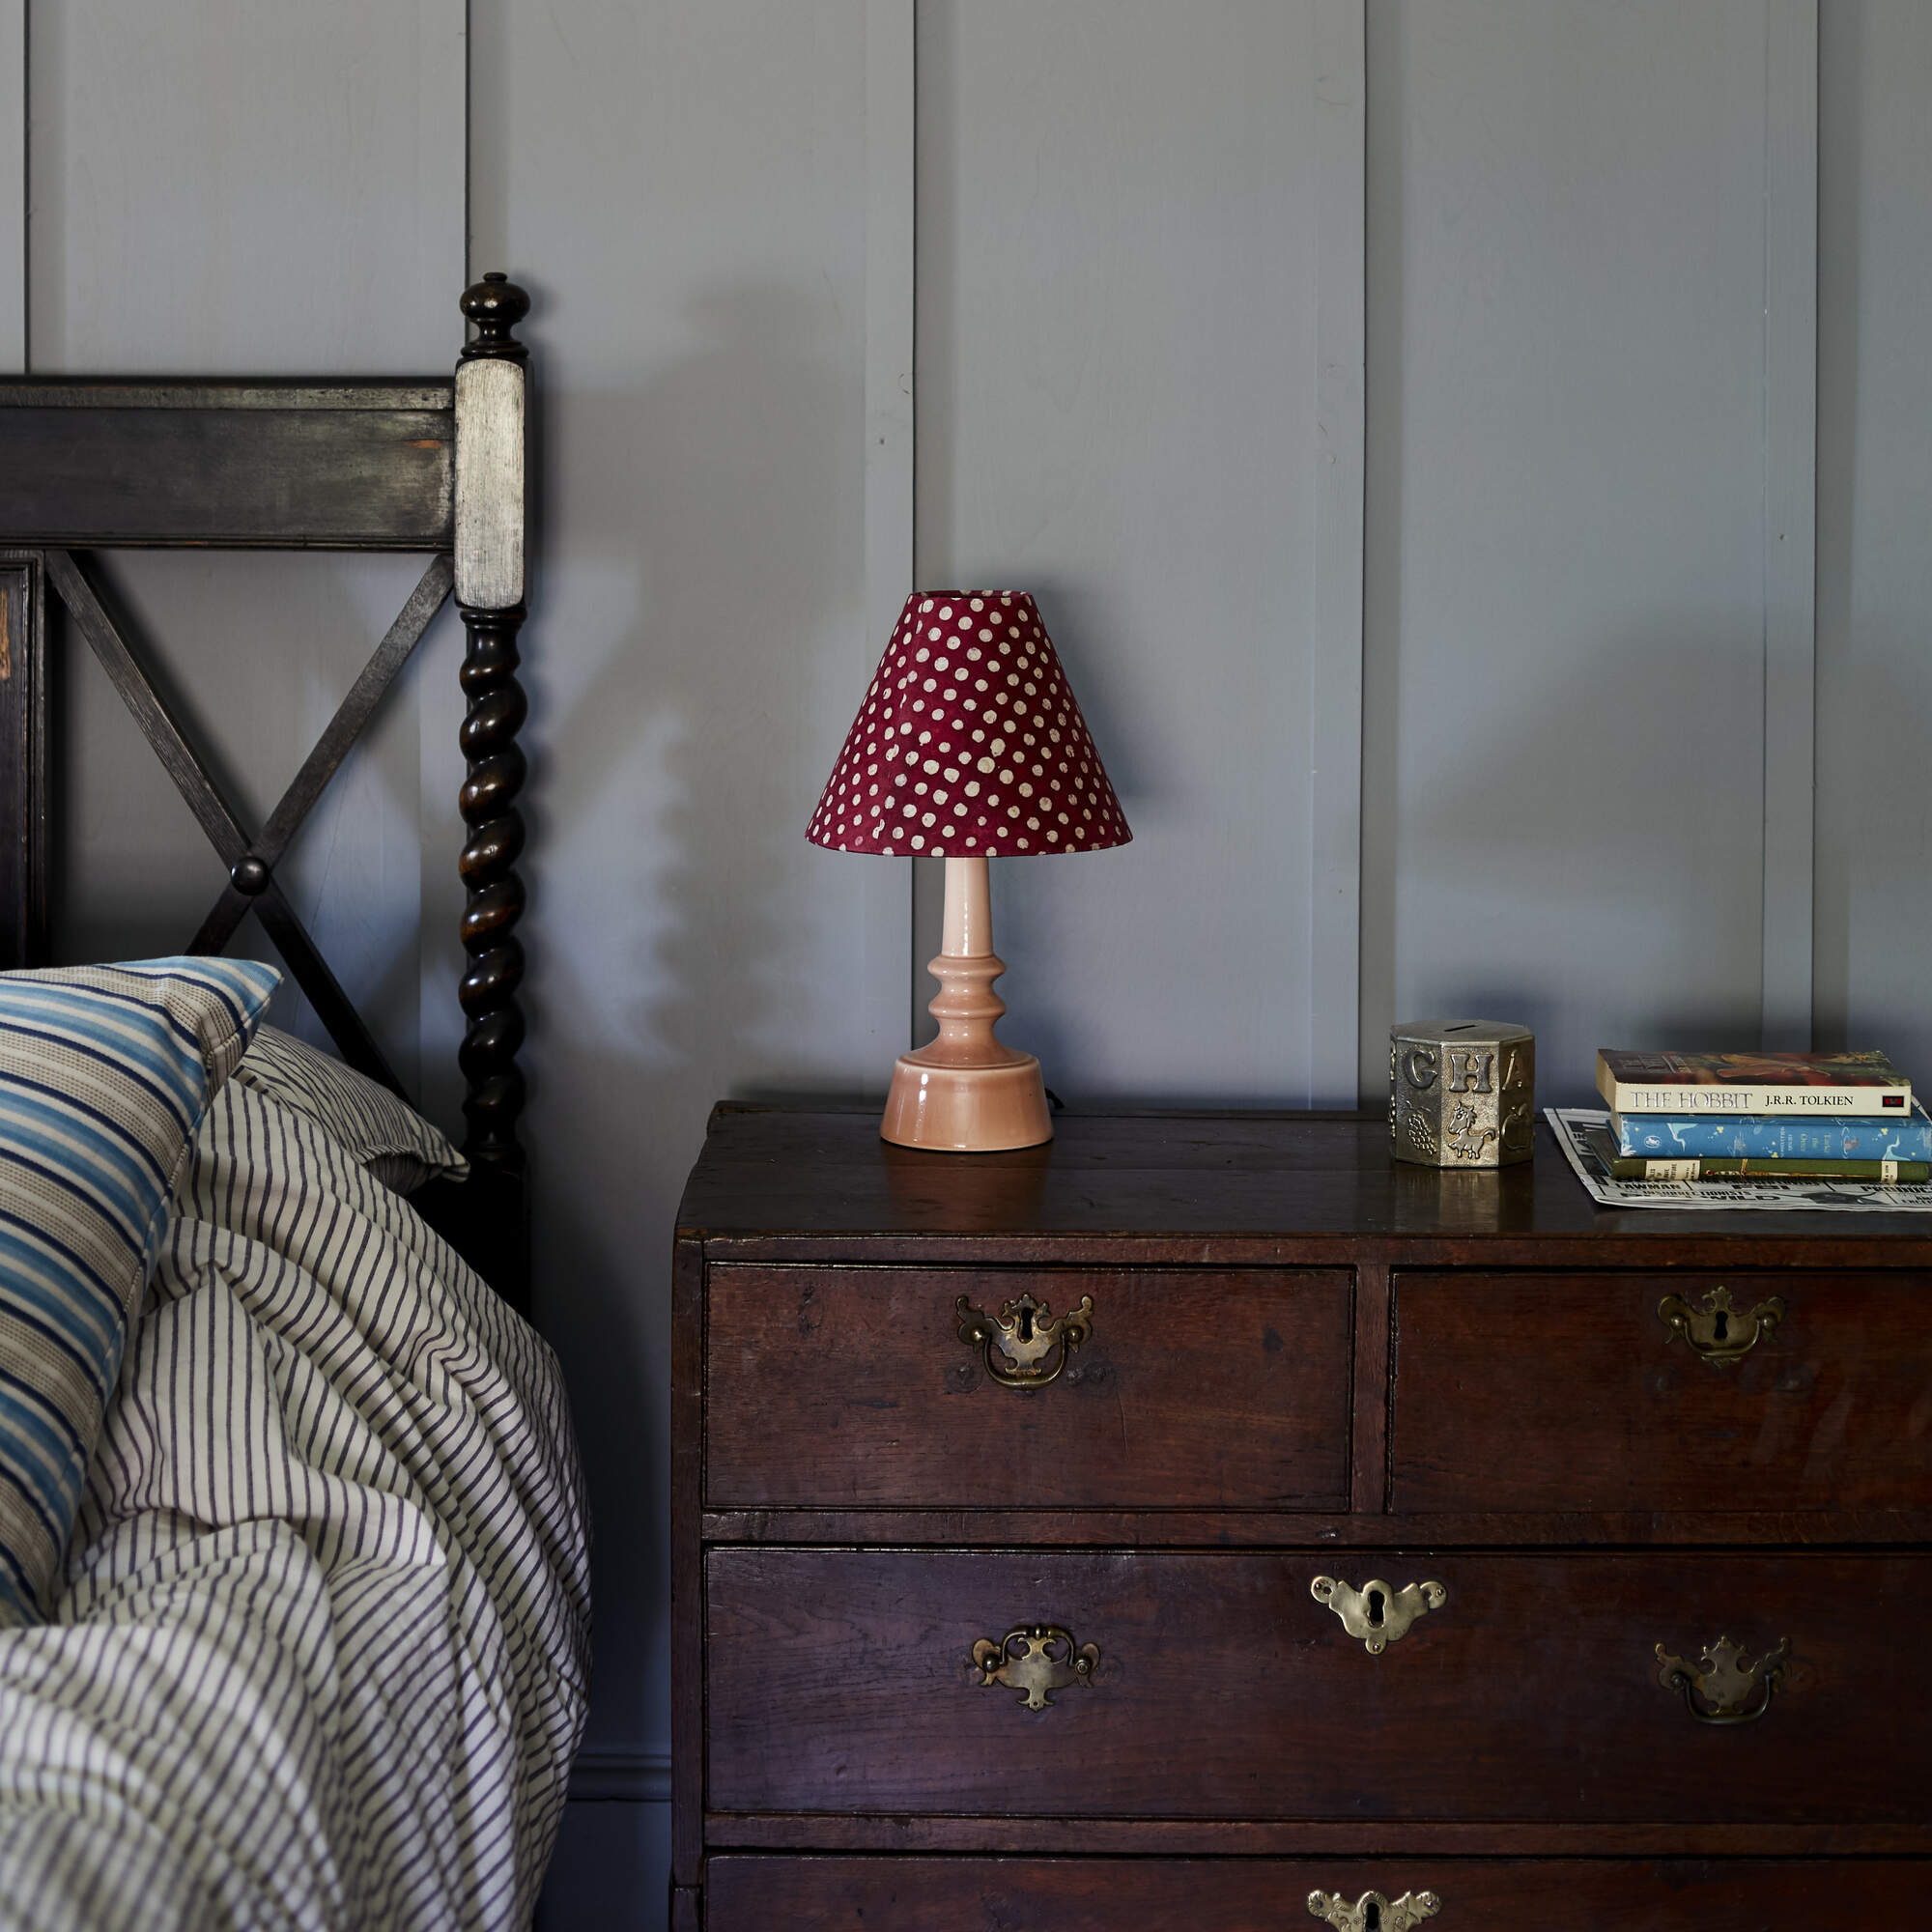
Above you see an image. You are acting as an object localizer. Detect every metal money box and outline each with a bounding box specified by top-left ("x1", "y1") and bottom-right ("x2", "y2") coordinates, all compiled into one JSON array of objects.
[{"x1": 1389, "y1": 1019, "x2": 1535, "y2": 1168}]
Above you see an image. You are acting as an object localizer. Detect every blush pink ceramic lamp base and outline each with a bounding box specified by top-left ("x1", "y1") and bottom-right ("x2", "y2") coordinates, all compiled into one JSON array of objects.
[{"x1": 880, "y1": 856, "x2": 1052, "y2": 1151}]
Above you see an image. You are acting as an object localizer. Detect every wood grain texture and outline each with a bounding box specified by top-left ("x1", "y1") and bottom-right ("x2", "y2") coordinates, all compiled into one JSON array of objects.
[
  {"x1": 1391, "y1": 1269, "x2": 1932, "y2": 1514},
  {"x1": 704, "y1": 1504, "x2": 1932, "y2": 1549},
  {"x1": 1348, "y1": 1259, "x2": 1389, "y2": 1512},
  {"x1": 0, "y1": 557, "x2": 44, "y2": 965},
  {"x1": 708, "y1": 1816, "x2": 1932, "y2": 1859},
  {"x1": 679, "y1": 1109, "x2": 1932, "y2": 1920},
  {"x1": 704, "y1": 1264, "x2": 1351, "y2": 1511},
  {"x1": 679, "y1": 1108, "x2": 1932, "y2": 1252},
  {"x1": 706, "y1": 1855, "x2": 1932, "y2": 1929},
  {"x1": 706, "y1": 1548, "x2": 1932, "y2": 1825},
  {"x1": 0, "y1": 394, "x2": 454, "y2": 548},
  {"x1": 454, "y1": 357, "x2": 525, "y2": 607}
]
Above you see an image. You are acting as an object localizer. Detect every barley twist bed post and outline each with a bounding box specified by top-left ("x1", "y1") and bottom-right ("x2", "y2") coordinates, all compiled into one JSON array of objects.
[{"x1": 450, "y1": 273, "x2": 532, "y2": 1294}]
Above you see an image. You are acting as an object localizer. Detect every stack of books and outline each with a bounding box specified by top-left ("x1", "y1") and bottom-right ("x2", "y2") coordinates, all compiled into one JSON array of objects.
[{"x1": 1590, "y1": 1048, "x2": 1930, "y2": 1183}]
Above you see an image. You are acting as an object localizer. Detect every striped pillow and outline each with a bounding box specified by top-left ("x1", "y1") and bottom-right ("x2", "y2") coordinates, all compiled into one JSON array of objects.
[
  {"x1": 232, "y1": 1025, "x2": 468, "y2": 1193},
  {"x1": 0, "y1": 956, "x2": 277, "y2": 1625}
]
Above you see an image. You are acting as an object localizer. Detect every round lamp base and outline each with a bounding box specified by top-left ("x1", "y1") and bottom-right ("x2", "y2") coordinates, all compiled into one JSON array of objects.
[{"x1": 880, "y1": 1049, "x2": 1053, "y2": 1151}]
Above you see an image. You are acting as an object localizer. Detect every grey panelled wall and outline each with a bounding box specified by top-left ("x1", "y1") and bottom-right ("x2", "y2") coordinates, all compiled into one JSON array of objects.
[
  {"x1": 915, "y1": 0, "x2": 1363, "y2": 1106},
  {"x1": 1815, "y1": 0, "x2": 1932, "y2": 1074},
  {"x1": 26, "y1": 0, "x2": 467, "y2": 1089},
  {"x1": 1, "y1": 0, "x2": 19, "y2": 371},
  {"x1": 1359, "y1": 0, "x2": 1815, "y2": 1103},
  {"x1": 13, "y1": 0, "x2": 1932, "y2": 1922}
]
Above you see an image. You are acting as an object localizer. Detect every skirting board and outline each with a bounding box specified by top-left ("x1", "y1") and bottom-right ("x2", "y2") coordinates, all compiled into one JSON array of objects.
[{"x1": 569, "y1": 1748, "x2": 671, "y2": 1804}]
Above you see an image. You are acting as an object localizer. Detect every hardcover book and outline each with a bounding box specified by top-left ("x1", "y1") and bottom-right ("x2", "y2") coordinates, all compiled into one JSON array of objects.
[
  {"x1": 1595, "y1": 1048, "x2": 1912, "y2": 1118},
  {"x1": 1610, "y1": 1097, "x2": 1932, "y2": 1160},
  {"x1": 1578, "y1": 1123, "x2": 1928, "y2": 1185}
]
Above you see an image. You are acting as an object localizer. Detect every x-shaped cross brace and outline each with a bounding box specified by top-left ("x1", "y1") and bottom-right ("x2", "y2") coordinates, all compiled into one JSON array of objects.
[{"x1": 45, "y1": 548, "x2": 454, "y2": 1096}]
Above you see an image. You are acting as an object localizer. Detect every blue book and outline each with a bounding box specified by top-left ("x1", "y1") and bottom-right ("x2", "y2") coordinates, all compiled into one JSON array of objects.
[{"x1": 1612, "y1": 1099, "x2": 1932, "y2": 1161}]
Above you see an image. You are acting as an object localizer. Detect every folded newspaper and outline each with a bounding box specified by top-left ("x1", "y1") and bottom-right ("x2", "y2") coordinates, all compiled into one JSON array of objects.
[{"x1": 1548, "y1": 1108, "x2": 1932, "y2": 1211}]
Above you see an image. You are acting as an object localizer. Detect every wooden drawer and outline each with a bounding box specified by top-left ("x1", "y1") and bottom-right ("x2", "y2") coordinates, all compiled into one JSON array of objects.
[
  {"x1": 1389, "y1": 1270, "x2": 1932, "y2": 1513},
  {"x1": 704, "y1": 1265, "x2": 1352, "y2": 1510},
  {"x1": 707, "y1": 1549, "x2": 1930, "y2": 1823},
  {"x1": 706, "y1": 1857, "x2": 1932, "y2": 1929}
]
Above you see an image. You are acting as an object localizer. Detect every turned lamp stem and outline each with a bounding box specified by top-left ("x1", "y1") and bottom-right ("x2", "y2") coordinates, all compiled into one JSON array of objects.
[{"x1": 880, "y1": 857, "x2": 1053, "y2": 1151}]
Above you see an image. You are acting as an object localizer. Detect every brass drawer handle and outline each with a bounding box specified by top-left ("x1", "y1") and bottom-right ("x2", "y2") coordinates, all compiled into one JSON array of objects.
[
  {"x1": 972, "y1": 1624, "x2": 1099, "y2": 1710},
  {"x1": 1657, "y1": 1286, "x2": 1785, "y2": 1367},
  {"x1": 1655, "y1": 1634, "x2": 1789, "y2": 1724},
  {"x1": 955, "y1": 1290, "x2": 1094, "y2": 1388},
  {"x1": 1308, "y1": 1889, "x2": 1442, "y2": 1930},
  {"x1": 1311, "y1": 1575, "x2": 1446, "y2": 1654}
]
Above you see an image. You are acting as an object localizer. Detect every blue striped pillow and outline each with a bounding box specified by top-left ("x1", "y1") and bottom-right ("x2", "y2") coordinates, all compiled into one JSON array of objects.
[{"x1": 0, "y1": 956, "x2": 278, "y2": 1625}]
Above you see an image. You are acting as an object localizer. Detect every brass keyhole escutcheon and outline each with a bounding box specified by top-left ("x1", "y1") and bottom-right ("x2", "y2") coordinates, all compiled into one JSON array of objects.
[
  {"x1": 972, "y1": 1625, "x2": 1100, "y2": 1710},
  {"x1": 1655, "y1": 1634, "x2": 1788, "y2": 1724},
  {"x1": 1308, "y1": 1889, "x2": 1442, "y2": 1930},
  {"x1": 955, "y1": 1291, "x2": 1094, "y2": 1389},
  {"x1": 1658, "y1": 1287, "x2": 1785, "y2": 1368},
  {"x1": 1311, "y1": 1576, "x2": 1446, "y2": 1654}
]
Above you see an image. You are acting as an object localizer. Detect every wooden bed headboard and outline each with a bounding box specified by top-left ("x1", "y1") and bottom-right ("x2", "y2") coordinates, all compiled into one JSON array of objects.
[{"x1": 0, "y1": 274, "x2": 533, "y2": 1310}]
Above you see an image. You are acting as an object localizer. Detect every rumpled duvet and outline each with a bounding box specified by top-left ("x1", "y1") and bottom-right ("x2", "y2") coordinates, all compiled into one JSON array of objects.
[{"x1": 0, "y1": 1079, "x2": 591, "y2": 1930}]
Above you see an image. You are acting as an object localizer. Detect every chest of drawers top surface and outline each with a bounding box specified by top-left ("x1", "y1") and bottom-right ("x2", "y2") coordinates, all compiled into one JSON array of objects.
[{"x1": 677, "y1": 1104, "x2": 1932, "y2": 1257}]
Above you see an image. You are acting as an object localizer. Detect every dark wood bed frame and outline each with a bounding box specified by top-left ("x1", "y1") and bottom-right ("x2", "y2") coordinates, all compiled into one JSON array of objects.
[{"x1": 0, "y1": 275, "x2": 533, "y2": 1310}]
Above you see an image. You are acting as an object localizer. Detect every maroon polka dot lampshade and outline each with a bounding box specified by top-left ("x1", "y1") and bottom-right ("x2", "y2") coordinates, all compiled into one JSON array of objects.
[{"x1": 808, "y1": 591, "x2": 1130, "y2": 858}]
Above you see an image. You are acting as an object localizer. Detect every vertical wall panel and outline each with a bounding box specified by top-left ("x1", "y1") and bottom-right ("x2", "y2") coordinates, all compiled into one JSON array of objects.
[
  {"x1": 1760, "y1": 0, "x2": 1819, "y2": 1048},
  {"x1": 1361, "y1": 0, "x2": 1780, "y2": 1103},
  {"x1": 917, "y1": 0, "x2": 1334, "y2": 1102},
  {"x1": 1815, "y1": 1, "x2": 1932, "y2": 1071},
  {"x1": 0, "y1": 0, "x2": 21, "y2": 371},
  {"x1": 867, "y1": 0, "x2": 920, "y2": 1055},
  {"x1": 1308, "y1": 0, "x2": 1367, "y2": 1105},
  {"x1": 469, "y1": 0, "x2": 895, "y2": 1834},
  {"x1": 28, "y1": 0, "x2": 467, "y2": 1087}
]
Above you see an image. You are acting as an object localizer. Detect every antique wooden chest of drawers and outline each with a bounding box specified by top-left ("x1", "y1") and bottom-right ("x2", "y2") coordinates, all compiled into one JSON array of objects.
[{"x1": 671, "y1": 1107, "x2": 1932, "y2": 1927}]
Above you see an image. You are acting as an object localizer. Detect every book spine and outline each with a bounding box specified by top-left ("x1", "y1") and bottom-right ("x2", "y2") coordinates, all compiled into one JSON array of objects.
[
  {"x1": 1610, "y1": 1153, "x2": 1931, "y2": 1182},
  {"x1": 1597, "y1": 1065, "x2": 1909, "y2": 1117},
  {"x1": 1611, "y1": 1111, "x2": 1932, "y2": 1160}
]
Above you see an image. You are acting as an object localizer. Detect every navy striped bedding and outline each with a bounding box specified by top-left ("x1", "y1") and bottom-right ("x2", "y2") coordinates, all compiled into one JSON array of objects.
[
  {"x1": 0, "y1": 1036, "x2": 590, "y2": 1929},
  {"x1": 232, "y1": 1025, "x2": 469, "y2": 1194}
]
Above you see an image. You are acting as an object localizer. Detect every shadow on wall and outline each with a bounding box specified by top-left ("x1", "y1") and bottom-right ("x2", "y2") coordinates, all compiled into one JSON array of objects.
[{"x1": 520, "y1": 277, "x2": 866, "y2": 1769}]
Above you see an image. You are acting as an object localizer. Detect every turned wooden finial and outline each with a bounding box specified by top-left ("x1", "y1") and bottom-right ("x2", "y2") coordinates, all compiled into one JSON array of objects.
[{"x1": 460, "y1": 271, "x2": 531, "y2": 362}]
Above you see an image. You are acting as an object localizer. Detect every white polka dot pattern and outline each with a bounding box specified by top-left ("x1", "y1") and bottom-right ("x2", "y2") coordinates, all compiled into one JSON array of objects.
[{"x1": 807, "y1": 592, "x2": 1131, "y2": 858}]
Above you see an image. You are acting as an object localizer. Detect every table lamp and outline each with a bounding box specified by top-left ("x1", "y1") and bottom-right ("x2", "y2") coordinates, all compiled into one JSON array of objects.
[{"x1": 808, "y1": 591, "x2": 1130, "y2": 1151}]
